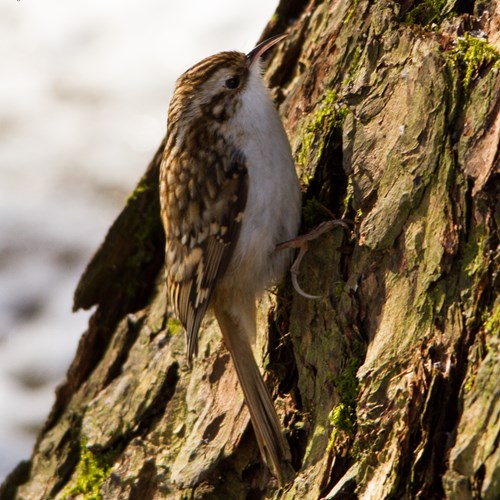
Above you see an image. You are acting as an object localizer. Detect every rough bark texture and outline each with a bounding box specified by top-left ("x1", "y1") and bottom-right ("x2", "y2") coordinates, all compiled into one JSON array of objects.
[{"x1": 2, "y1": 1, "x2": 499, "y2": 499}]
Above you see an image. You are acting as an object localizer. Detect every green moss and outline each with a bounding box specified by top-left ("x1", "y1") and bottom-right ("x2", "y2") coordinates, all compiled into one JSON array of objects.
[
  {"x1": 126, "y1": 175, "x2": 151, "y2": 206},
  {"x1": 327, "y1": 357, "x2": 362, "y2": 449},
  {"x1": 483, "y1": 304, "x2": 500, "y2": 336},
  {"x1": 342, "y1": 176, "x2": 354, "y2": 218},
  {"x1": 334, "y1": 281, "x2": 345, "y2": 302},
  {"x1": 343, "y1": 0, "x2": 359, "y2": 25},
  {"x1": 341, "y1": 177, "x2": 363, "y2": 222},
  {"x1": 462, "y1": 233, "x2": 488, "y2": 278},
  {"x1": 298, "y1": 128, "x2": 314, "y2": 168},
  {"x1": 298, "y1": 90, "x2": 349, "y2": 167},
  {"x1": 343, "y1": 45, "x2": 362, "y2": 87},
  {"x1": 464, "y1": 372, "x2": 475, "y2": 393},
  {"x1": 404, "y1": 0, "x2": 449, "y2": 26},
  {"x1": 450, "y1": 34, "x2": 500, "y2": 92},
  {"x1": 336, "y1": 358, "x2": 362, "y2": 404},
  {"x1": 61, "y1": 442, "x2": 118, "y2": 500},
  {"x1": 463, "y1": 305, "x2": 499, "y2": 393},
  {"x1": 167, "y1": 317, "x2": 183, "y2": 336},
  {"x1": 327, "y1": 403, "x2": 355, "y2": 451}
]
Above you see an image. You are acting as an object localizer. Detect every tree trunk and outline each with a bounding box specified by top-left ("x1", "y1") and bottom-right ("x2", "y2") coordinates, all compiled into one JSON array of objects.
[{"x1": 2, "y1": 1, "x2": 499, "y2": 498}]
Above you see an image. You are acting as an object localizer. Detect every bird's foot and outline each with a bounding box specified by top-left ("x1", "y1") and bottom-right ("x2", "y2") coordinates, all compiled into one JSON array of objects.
[{"x1": 276, "y1": 219, "x2": 351, "y2": 299}]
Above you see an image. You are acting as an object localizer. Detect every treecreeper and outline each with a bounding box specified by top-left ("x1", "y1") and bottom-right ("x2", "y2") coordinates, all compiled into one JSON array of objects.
[{"x1": 159, "y1": 34, "x2": 301, "y2": 483}]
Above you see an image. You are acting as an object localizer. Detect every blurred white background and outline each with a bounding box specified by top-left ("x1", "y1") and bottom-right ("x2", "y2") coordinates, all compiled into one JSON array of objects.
[{"x1": 0, "y1": 0, "x2": 277, "y2": 481}]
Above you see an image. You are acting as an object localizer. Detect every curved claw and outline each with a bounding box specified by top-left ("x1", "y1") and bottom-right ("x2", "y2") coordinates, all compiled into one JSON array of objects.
[
  {"x1": 290, "y1": 243, "x2": 322, "y2": 300},
  {"x1": 276, "y1": 218, "x2": 352, "y2": 301},
  {"x1": 292, "y1": 271, "x2": 322, "y2": 299}
]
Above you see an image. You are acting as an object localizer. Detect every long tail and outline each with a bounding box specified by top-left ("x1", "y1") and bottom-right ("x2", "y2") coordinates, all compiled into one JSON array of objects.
[{"x1": 214, "y1": 294, "x2": 292, "y2": 484}]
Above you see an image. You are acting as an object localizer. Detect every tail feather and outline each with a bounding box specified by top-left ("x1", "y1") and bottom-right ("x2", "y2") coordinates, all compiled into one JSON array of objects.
[{"x1": 214, "y1": 301, "x2": 292, "y2": 484}]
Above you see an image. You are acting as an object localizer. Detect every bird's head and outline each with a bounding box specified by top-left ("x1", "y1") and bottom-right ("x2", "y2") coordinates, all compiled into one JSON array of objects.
[{"x1": 169, "y1": 34, "x2": 286, "y2": 124}]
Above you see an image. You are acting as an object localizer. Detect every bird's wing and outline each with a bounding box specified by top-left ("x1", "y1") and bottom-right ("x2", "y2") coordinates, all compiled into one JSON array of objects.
[{"x1": 160, "y1": 146, "x2": 248, "y2": 362}]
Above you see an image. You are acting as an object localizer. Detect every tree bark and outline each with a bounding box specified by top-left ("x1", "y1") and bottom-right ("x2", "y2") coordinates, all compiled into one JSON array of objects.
[{"x1": 2, "y1": 1, "x2": 499, "y2": 498}]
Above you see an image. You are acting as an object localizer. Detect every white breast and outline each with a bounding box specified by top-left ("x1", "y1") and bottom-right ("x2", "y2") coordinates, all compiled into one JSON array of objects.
[{"x1": 222, "y1": 65, "x2": 301, "y2": 296}]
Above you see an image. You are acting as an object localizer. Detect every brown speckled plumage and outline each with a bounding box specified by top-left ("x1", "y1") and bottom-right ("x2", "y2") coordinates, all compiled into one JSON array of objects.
[{"x1": 160, "y1": 52, "x2": 249, "y2": 360}]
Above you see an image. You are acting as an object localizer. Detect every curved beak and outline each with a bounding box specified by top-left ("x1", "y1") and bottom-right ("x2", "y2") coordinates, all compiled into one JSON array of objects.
[{"x1": 246, "y1": 33, "x2": 287, "y2": 66}]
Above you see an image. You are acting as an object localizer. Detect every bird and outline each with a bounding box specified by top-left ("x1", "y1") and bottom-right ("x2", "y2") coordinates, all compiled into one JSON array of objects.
[{"x1": 159, "y1": 34, "x2": 301, "y2": 483}]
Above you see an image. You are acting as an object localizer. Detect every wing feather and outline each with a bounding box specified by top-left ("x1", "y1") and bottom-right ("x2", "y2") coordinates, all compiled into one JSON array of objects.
[{"x1": 161, "y1": 146, "x2": 248, "y2": 362}]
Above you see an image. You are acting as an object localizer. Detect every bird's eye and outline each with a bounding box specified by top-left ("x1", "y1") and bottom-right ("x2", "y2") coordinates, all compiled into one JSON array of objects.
[{"x1": 224, "y1": 76, "x2": 240, "y2": 89}]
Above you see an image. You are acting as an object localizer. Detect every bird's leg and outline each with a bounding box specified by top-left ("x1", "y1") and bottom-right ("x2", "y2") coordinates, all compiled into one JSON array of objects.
[{"x1": 276, "y1": 219, "x2": 351, "y2": 299}]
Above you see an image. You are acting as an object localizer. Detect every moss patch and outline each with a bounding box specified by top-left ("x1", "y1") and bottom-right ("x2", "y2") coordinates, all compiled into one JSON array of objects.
[
  {"x1": 483, "y1": 304, "x2": 500, "y2": 337},
  {"x1": 450, "y1": 34, "x2": 500, "y2": 92},
  {"x1": 462, "y1": 232, "x2": 488, "y2": 279},
  {"x1": 342, "y1": 45, "x2": 362, "y2": 88},
  {"x1": 327, "y1": 357, "x2": 362, "y2": 450},
  {"x1": 404, "y1": 0, "x2": 449, "y2": 26},
  {"x1": 343, "y1": 0, "x2": 359, "y2": 25},
  {"x1": 167, "y1": 317, "x2": 183, "y2": 336},
  {"x1": 126, "y1": 179, "x2": 149, "y2": 205},
  {"x1": 342, "y1": 176, "x2": 354, "y2": 218},
  {"x1": 298, "y1": 89, "x2": 349, "y2": 168},
  {"x1": 61, "y1": 442, "x2": 119, "y2": 500}
]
